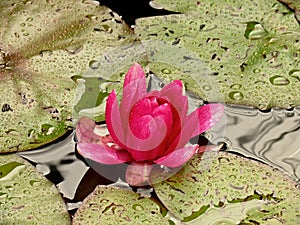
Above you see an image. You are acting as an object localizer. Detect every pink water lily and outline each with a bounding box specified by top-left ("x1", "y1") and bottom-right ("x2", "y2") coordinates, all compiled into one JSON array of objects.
[{"x1": 76, "y1": 63, "x2": 224, "y2": 186}]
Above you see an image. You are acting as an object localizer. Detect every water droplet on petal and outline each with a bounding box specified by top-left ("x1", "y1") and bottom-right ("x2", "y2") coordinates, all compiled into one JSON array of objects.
[
  {"x1": 244, "y1": 22, "x2": 268, "y2": 40},
  {"x1": 269, "y1": 75, "x2": 290, "y2": 86},
  {"x1": 289, "y1": 69, "x2": 300, "y2": 81},
  {"x1": 89, "y1": 60, "x2": 100, "y2": 69},
  {"x1": 229, "y1": 91, "x2": 244, "y2": 100}
]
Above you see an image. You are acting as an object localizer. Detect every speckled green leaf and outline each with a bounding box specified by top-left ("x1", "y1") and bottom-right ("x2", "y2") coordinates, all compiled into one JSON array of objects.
[
  {"x1": 153, "y1": 151, "x2": 300, "y2": 223},
  {"x1": 0, "y1": 0, "x2": 135, "y2": 152},
  {"x1": 0, "y1": 154, "x2": 70, "y2": 224},
  {"x1": 72, "y1": 185, "x2": 170, "y2": 225},
  {"x1": 278, "y1": 0, "x2": 300, "y2": 22},
  {"x1": 136, "y1": 0, "x2": 300, "y2": 109}
]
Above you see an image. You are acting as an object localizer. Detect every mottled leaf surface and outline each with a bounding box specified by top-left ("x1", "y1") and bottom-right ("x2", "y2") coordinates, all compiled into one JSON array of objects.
[
  {"x1": 278, "y1": 0, "x2": 300, "y2": 22},
  {"x1": 0, "y1": 0, "x2": 135, "y2": 152},
  {"x1": 0, "y1": 154, "x2": 70, "y2": 224},
  {"x1": 136, "y1": 0, "x2": 300, "y2": 109},
  {"x1": 72, "y1": 185, "x2": 170, "y2": 225},
  {"x1": 153, "y1": 151, "x2": 300, "y2": 223}
]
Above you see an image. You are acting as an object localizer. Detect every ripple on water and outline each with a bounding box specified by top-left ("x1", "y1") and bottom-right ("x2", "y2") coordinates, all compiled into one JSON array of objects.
[{"x1": 206, "y1": 105, "x2": 300, "y2": 183}]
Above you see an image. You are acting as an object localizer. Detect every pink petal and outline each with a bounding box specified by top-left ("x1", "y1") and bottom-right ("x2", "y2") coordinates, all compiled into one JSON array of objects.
[
  {"x1": 105, "y1": 90, "x2": 127, "y2": 149},
  {"x1": 77, "y1": 143, "x2": 131, "y2": 164},
  {"x1": 76, "y1": 116, "x2": 99, "y2": 143},
  {"x1": 168, "y1": 104, "x2": 224, "y2": 151},
  {"x1": 129, "y1": 99, "x2": 173, "y2": 140},
  {"x1": 148, "y1": 80, "x2": 188, "y2": 120},
  {"x1": 126, "y1": 162, "x2": 153, "y2": 186},
  {"x1": 128, "y1": 97, "x2": 156, "y2": 139},
  {"x1": 123, "y1": 63, "x2": 146, "y2": 88},
  {"x1": 120, "y1": 63, "x2": 147, "y2": 129},
  {"x1": 189, "y1": 103, "x2": 224, "y2": 137},
  {"x1": 125, "y1": 115, "x2": 167, "y2": 151},
  {"x1": 106, "y1": 91, "x2": 168, "y2": 155},
  {"x1": 154, "y1": 145, "x2": 198, "y2": 168}
]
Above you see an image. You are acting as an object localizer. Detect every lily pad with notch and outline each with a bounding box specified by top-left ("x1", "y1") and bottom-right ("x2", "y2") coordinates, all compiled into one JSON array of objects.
[
  {"x1": 0, "y1": 154, "x2": 70, "y2": 224},
  {"x1": 0, "y1": 0, "x2": 136, "y2": 152}
]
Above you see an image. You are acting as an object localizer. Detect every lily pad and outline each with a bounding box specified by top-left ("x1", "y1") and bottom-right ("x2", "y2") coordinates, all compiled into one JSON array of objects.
[
  {"x1": 278, "y1": 0, "x2": 300, "y2": 22},
  {"x1": 72, "y1": 185, "x2": 170, "y2": 225},
  {"x1": 153, "y1": 150, "x2": 300, "y2": 223},
  {"x1": 0, "y1": 154, "x2": 70, "y2": 224},
  {"x1": 135, "y1": 0, "x2": 300, "y2": 109},
  {"x1": 0, "y1": 0, "x2": 135, "y2": 152}
]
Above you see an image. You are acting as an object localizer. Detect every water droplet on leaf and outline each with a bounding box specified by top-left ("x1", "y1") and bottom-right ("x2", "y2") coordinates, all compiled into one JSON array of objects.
[
  {"x1": 132, "y1": 204, "x2": 144, "y2": 211},
  {"x1": 253, "y1": 68, "x2": 261, "y2": 73},
  {"x1": 255, "y1": 80, "x2": 265, "y2": 85},
  {"x1": 161, "y1": 68, "x2": 171, "y2": 74},
  {"x1": 26, "y1": 17, "x2": 33, "y2": 22},
  {"x1": 41, "y1": 124, "x2": 54, "y2": 135},
  {"x1": 289, "y1": 69, "x2": 300, "y2": 81},
  {"x1": 229, "y1": 91, "x2": 244, "y2": 100},
  {"x1": 202, "y1": 85, "x2": 211, "y2": 91},
  {"x1": 86, "y1": 14, "x2": 98, "y2": 21},
  {"x1": 269, "y1": 75, "x2": 290, "y2": 86},
  {"x1": 89, "y1": 60, "x2": 100, "y2": 69},
  {"x1": 230, "y1": 84, "x2": 242, "y2": 90},
  {"x1": 39, "y1": 50, "x2": 53, "y2": 57},
  {"x1": 244, "y1": 22, "x2": 268, "y2": 40}
]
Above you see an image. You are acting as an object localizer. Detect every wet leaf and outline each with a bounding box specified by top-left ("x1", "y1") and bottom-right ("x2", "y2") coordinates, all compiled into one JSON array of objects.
[
  {"x1": 153, "y1": 151, "x2": 300, "y2": 223},
  {"x1": 278, "y1": 0, "x2": 300, "y2": 22},
  {"x1": 0, "y1": 0, "x2": 135, "y2": 152},
  {"x1": 72, "y1": 185, "x2": 170, "y2": 225},
  {"x1": 0, "y1": 154, "x2": 70, "y2": 224},
  {"x1": 136, "y1": 0, "x2": 300, "y2": 109}
]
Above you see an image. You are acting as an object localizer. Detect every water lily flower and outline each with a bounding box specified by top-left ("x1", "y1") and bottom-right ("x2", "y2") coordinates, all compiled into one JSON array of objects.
[{"x1": 76, "y1": 63, "x2": 224, "y2": 186}]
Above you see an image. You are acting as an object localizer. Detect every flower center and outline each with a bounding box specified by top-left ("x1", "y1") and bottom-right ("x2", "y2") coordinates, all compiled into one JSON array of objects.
[{"x1": 129, "y1": 96, "x2": 172, "y2": 139}]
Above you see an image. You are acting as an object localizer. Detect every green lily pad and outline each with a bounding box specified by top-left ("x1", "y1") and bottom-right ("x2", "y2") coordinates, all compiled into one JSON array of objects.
[
  {"x1": 0, "y1": 154, "x2": 70, "y2": 224},
  {"x1": 0, "y1": 0, "x2": 135, "y2": 152},
  {"x1": 278, "y1": 0, "x2": 300, "y2": 22},
  {"x1": 135, "y1": 0, "x2": 300, "y2": 109},
  {"x1": 153, "y1": 150, "x2": 300, "y2": 223},
  {"x1": 72, "y1": 185, "x2": 170, "y2": 225}
]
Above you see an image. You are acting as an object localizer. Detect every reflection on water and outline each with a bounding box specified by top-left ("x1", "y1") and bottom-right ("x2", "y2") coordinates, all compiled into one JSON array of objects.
[
  {"x1": 207, "y1": 105, "x2": 300, "y2": 183},
  {"x1": 19, "y1": 132, "x2": 88, "y2": 202},
  {"x1": 19, "y1": 104, "x2": 300, "y2": 213}
]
